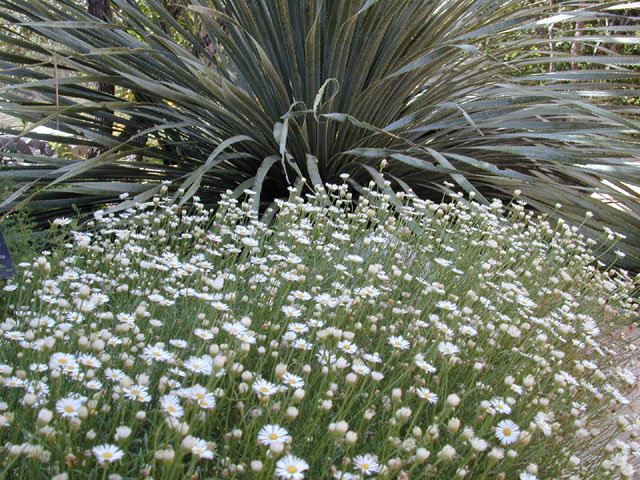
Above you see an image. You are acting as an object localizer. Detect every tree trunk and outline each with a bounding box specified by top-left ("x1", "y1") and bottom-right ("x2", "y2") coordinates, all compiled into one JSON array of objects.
[
  {"x1": 571, "y1": 21, "x2": 584, "y2": 71},
  {"x1": 548, "y1": 0, "x2": 555, "y2": 73},
  {"x1": 87, "y1": 0, "x2": 114, "y2": 158},
  {"x1": 88, "y1": 0, "x2": 108, "y2": 18}
]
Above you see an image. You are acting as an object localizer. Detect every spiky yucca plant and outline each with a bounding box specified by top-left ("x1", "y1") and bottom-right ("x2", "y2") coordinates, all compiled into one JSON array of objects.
[{"x1": 0, "y1": 0, "x2": 639, "y2": 267}]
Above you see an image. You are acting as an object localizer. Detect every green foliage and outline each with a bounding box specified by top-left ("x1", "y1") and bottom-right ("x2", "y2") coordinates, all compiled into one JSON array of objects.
[
  {"x1": 1, "y1": 211, "x2": 41, "y2": 265},
  {"x1": 0, "y1": 181, "x2": 43, "y2": 267},
  {"x1": 0, "y1": 0, "x2": 639, "y2": 268}
]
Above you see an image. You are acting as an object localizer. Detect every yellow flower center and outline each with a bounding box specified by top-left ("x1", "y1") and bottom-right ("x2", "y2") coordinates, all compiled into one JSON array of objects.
[
  {"x1": 287, "y1": 466, "x2": 298, "y2": 474},
  {"x1": 504, "y1": 428, "x2": 511, "y2": 436},
  {"x1": 361, "y1": 463, "x2": 370, "y2": 470},
  {"x1": 260, "y1": 387, "x2": 269, "y2": 392},
  {"x1": 103, "y1": 452, "x2": 113, "y2": 459},
  {"x1": 64, "y1": 405, "x2": 74, "y2": 413},
  {"x1": 269, "y1": 433, "x2": 278, "y2": 440}
]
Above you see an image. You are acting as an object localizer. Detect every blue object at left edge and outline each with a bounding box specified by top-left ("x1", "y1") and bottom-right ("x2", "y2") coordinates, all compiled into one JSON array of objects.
[{"x1": 0, "y1": 228, "x2": 15, "y2": 279}]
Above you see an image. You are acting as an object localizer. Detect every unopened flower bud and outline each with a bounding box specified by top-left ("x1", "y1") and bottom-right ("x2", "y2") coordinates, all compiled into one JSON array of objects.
[
  {"x1": 345, "y1": 431, "x2": 358, "y2": 445},
  {"x1": 37, "y1": 408, "x2": 53, "y2": 426},
  {"x1": 416, "y1": 448, "x2": 430, "y2": 463},
  {"x1": 392, "y1": 388, "x2": 402, "y2": 402},
  {"x1": 448, "y1": 417, "x2": 461, "y2": 433},
  {"x1": 182, "y1": 435, "x2": 196, "y2": 451},
  {"x1": 437, "y1": 445, "x2": 456, "y2": 462},
  {"x1": 293, "y1": 389, "x2": 305, "y2": 403},
  {"x1": 396, "y1": 407, "x2": 412, "y2": 422},
  {"x1": 269, "y1": 442, "x2": 284, "y2": 456},
  {"x1": 115, "y1": 426, "x2": 132, "y2": 441},
  {"x1": 213, "y1": 355, "x2": 226, "y2": 371},
  {"x1": 446, "y1": 394, "x2": 460, "y2": 408},
  {"x1": 334, "y1": 421, "x2": 349, "y2": 437}
]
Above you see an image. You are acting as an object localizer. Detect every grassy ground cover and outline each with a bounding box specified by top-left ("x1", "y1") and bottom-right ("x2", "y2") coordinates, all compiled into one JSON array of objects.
[{"x1": 0, "y1": 176, "x2": 638, "y2": 479}]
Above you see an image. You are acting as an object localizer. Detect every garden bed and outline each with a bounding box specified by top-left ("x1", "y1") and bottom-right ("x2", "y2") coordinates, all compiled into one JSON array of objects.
[{"x1": 0, "y1": 179, "x2": 638, "y2": 479}]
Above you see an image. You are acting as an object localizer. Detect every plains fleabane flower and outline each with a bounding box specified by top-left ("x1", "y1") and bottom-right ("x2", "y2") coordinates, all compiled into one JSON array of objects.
[
  {"x1": 92, "y1": 444, "x2": 124, "y2": 464},
  {"x1": 275, "y1": 454, "x2": 309, "y2": 479},
  {"x1": 495, "y1": 419, "x2": 520, "y2": 445}
]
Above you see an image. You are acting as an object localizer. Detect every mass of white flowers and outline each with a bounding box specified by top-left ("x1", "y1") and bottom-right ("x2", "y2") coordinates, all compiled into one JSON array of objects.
[{"x1": 0, "y1": 177, "x2": 638, "y2": 479}]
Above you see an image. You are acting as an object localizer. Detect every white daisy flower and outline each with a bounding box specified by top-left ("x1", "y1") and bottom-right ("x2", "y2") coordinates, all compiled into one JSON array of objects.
[
  {"x1": 49, "y1": 352, "x2": 78, "y2": 371},
  {"x1": 435, "y1": 300, "x2": 458, "y2": 313},
  {"x1": 183, "y1": 355, "x2": 213, "y2": 376},
  {"x1": 520, "y1": 473, "x2": 538, "y2": 480},
  {"x1": 353, "y1": 454, "x2": 379, "y2": 476},
  {"x1": 491, "y1": 398, "x2": 512, "y2": 415},
  {"x1": 282, "y1": 373, "x2": 305, "y2": 389},
  {"x1": 287, "y1": 323, "x2": 309, "y2": 334},
  {"x1": 275, "y1": 455, "x2": 309, "y2": 480},
  {"x1": 142, "y1": 345, "x2": 172, "y2": 363},
  {"x1": 363, "y1": 352, "x2": 382, "y2": 364},
  {"x1": 190, "y1": 437, "x2": 214, "y2": 459},
  {"x1": 291, "y1": 290, "x2": 312, "y2": 301},
  {"x1": 92, "y1": 444, "x2": 124, "y2": 464},
  {"x1": 194, "y1": 328, "x2": 214, "y2": 341},
  {"x1": 253, "y1": 379, "x2": 278, "y2": 396},
  {"x1": 415, "y1": 360, "x2": 437, "y2": 373},
  {"x1": 160, "y1": 394, "x2": 184, "y2": 418},
  {"x1": 388, "y1": 335, "x2": 410, "y2": 350},
  {"x1": 352, "y1": 363, "x2": 371, "y2": 375},
  {"x1": 415, "y1": 387, "x2": 438, "y2": 404},
  {"x1": 316, "y1": 349, "x2": 336, "y2": 365},
  {"x1": 86, "y1": 379, "x2": 103, "y2": 391},
  {"x1": 495, "y1": 419, "x2": 520, "y2": 445},
  {"x1": 281, "y1": 305, "x2": 303, "y2": 318},
  {"x1": 434, "y1": 257, "x2": 453, "y2": 267},
  {"x1": 56, "y1": 396, "x2": 85, "y2": 418},
  {"x1": 437, "y1": 341, "x2": 460, "y2": 356},
  {"x1": 123, "y1": 384, "x2": 151, "y2": 403},
  {"x1": 337, "y1": 340, "x2": 358, "y2": 355},
  {"x1": 292, "y1": 338, "x2": 313, "y2": 350},
  {"x1": 104, "y1": 368, "x2": 126, "y2": 382},
  {"x1": 257, "y1": 424, "x2": 292, "y2": 446}
]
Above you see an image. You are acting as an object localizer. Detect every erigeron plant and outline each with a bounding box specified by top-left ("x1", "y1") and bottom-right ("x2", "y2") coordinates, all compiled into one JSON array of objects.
[{"x1": 0, "y1": 177, "x2": 638, "y2": 480}]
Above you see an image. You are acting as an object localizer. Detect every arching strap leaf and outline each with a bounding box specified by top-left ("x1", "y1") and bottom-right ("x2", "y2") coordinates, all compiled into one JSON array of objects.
[{"x1": 252, "y1": 155, "x2": 280, "y2": 212}]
